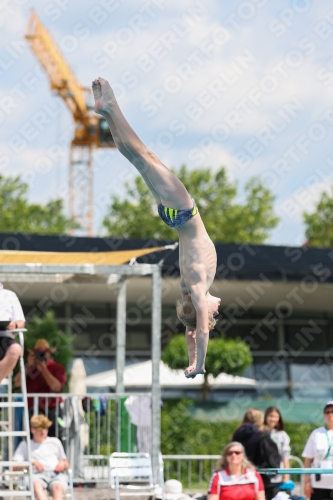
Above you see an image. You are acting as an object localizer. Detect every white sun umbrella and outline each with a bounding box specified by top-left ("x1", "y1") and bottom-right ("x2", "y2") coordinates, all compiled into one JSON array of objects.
[
  {"x1": 68, "y1": 359, "x2": 88, "y2": 477},
  {"x1": 69, "y1": 358, "x2": 87, "y2": 395},
  {"x1": 85, "y1": 360, "x2": 256, "y2": 388}
]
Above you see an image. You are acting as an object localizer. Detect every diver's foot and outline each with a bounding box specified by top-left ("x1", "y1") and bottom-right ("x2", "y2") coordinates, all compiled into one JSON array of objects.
[
  {"x1": 92, "y1": 77, "x2": 114, "y2": 116},
  {"x1": 185, "y1": 366, "x2": 205, "y2": 379},
  {"x1": 184, "y1": 364, "x2": 196, "y2": 378}
]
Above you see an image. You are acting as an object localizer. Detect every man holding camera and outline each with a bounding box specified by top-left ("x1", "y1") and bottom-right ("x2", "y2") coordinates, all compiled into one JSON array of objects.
[
  {"x1": 15, "y1": 339, "x2": 66, "y2": 438},
  {"x1": 0, "y1": 283, "x2": 25, "y2": 383}
]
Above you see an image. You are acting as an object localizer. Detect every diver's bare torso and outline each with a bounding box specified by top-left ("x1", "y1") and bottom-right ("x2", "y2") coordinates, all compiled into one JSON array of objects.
[
  {"x1": 177, "y1": 213, "x2": 217, "y2": 378},
  {"x1": 177, "y1": 213, "x2": 217, "y2": 298}
]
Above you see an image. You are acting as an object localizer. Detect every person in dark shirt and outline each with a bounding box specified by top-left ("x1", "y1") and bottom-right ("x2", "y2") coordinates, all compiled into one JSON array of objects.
[
  {"x1": 232, "y1": 407, "x2": 281, "y2": 500},
  {"x1": 14, "y1": 339, "x2": 66, "y2": 438}
]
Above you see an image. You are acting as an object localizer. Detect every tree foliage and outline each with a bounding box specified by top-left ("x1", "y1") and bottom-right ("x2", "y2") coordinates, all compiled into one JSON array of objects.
[
  {"x1": 102, "y1": 166, "x2": 278, "y2": 243},
  {"x1": 205, "y1": 336, "x2": 253, "y2": 378},
  {"x1": 0, "y1": 175, "x2": 78, "y2": 234},
  {"x1": 304, "y1": 188, "x2": 333, "y2": 247},
  {"x1": 161, "y1": 334, "x2": 253, "y2": 398}
]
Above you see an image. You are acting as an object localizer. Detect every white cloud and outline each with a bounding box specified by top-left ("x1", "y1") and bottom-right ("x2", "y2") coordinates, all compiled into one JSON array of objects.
[{"x1": 277, "y1": 179, "x2": 330, "y2": 225}]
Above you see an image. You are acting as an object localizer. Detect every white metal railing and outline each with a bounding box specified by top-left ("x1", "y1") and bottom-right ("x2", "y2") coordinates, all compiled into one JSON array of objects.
[
  {"x1": 0, "y1": 392, "x2": 152, "y2": 483},
  {"x1": 288, "y1": 454, "x2": 304, "y2": 493},
  {"x1": 0, "y1": 393, "x2": 305, "y2": 491},
  {"x1": 162, "y1": 455, "x2": 220, "y2": 490},
  {"x1": 0, "y1": 450, "x2": 307, "y2": 491}
]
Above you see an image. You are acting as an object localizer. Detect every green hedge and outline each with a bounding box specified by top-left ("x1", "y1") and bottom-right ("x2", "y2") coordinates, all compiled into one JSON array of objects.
[{"x1": 161, "y1": 398, "x2": 317, "y2": 459}]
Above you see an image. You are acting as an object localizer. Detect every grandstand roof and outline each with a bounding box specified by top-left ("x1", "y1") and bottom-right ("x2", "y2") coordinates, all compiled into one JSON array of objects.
[{"x1": 0, "y1": 232, "x2": 332, "y2": 283}]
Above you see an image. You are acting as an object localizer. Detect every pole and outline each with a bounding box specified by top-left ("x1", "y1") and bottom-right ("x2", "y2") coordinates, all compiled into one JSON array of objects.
[
  {"x1": 116, "y1": 279, "x2": 127, "y2": 453},
  {"x1": 8, "y1": 368, "x2": 13, "y2": 499},
  {"x1": 87, "y1": 145, "x2": 94, "y2": 237},
  {"x1": 116, "y1": 279, "x2": 127, "y2": 394},
  {"x1": 69, "y1": 145, "x2": 74, "y2": 235},
  {"x1": 19, "y1": 330, "x2": 35, "y2": 500},
  {"x1": 151, "y1": 265, "x2": 162, "y2": 484}
]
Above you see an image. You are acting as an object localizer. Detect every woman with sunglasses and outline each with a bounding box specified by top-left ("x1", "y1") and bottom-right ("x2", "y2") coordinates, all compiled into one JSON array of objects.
[
  {"x1": 302, "y1": 401, "x2": 333, "y2": 500},
  {"x1": 207, "y1": 442, "x2": 265, "y2": 500}
]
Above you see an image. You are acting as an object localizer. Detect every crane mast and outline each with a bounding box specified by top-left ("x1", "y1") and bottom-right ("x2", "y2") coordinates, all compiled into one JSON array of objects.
[{"x1": 25, "y1": 12, "x2": 115, "y2": 236}]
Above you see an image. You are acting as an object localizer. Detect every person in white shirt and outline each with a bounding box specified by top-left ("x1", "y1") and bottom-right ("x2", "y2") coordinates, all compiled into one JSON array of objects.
[
  {"x1": 13, "y1": 414, "x2": 69, "y2": 500},
  {"x1": 302, "y1": 401, "x2": 333, "y2": 500},
  {"x1": 264, "y1": 406, "x2": 291, "y2": 484},
  {"x1": 0, "y1": 283, "x2": 25, "y2": 382}
]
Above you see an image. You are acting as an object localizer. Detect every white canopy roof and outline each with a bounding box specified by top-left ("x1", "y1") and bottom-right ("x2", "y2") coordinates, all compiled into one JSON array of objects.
[{"x1": 85, "y1": 360, "x2": 256, "y2": 389}]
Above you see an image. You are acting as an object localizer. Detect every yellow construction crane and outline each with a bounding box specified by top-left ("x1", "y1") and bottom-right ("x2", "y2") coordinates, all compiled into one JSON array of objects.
[{"x1": 25, "y1": 11, "x2": 115, "y2": 236}]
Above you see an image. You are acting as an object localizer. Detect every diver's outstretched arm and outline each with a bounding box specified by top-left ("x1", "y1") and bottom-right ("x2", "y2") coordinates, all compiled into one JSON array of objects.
[
  {"x1": 185, "y1": 284, "x2": 209, "y2": 378},
  {"x1": 184, "y1": 327, "x2": 197, "y2": 378}
]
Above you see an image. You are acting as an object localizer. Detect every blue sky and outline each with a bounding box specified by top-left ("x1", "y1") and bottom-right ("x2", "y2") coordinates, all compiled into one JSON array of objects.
[{"x1": 1, "y1": 0, "x2": 333, "y2": 245}]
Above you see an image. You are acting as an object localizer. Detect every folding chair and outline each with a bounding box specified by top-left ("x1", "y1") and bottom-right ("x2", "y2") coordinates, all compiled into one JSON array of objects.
[{"x1": 109, "y1": 452, "x2": 159, "y2": 500}]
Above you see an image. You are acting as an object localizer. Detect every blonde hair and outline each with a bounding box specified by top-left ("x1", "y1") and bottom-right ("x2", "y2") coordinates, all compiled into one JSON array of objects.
[
  {"x1": 30, "y1": 414, "x2": 52, "y2": 429},
  {"x1": 216, "y1": 442, "x2": 254, "y2": 472},
  {"x1": 176, "y1": 297, "x2": 216, "y2": 331},
  {"x1": 236, "y1": 407, "x2": 267, "y2": 433}
]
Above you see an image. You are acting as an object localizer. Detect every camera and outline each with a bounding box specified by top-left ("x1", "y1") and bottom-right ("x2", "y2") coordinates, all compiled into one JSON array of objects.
[
  {"x1": 34, "y1": 350, "x2": 46, "y2": 362},
  {"x1": 0, "y1": 315, "x2": 11, "y2": 330},
  {"x1": 0, "y1": 320, "x2": 10, "y2": 330}
]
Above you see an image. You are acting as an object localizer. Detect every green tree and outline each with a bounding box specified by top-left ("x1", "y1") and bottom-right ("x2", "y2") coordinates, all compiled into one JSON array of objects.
[
  {"x1": 102, "y1": 166, "x2": 278, "y2": 243},
  {"x1": 0, "y1": 174, "x2": 78, "y2": 234},
  {"x1": 23, "y1": 311, "x2": 74, "y2": 389},
  {"x1": 304, "y1": 188, "x2": 333, "y2": 247},
  {"x1": 161, "y1": 334, "x2": 253, "y2": 399}
]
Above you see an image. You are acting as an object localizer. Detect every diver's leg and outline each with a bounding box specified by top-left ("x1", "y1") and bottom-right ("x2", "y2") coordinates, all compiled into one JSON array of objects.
[
  {"x1": 0, "y1": 342, "x2": 21, "y2": 383},
  {"x1": 92, "y1": 78, "x2": 192, "y2": 209}
]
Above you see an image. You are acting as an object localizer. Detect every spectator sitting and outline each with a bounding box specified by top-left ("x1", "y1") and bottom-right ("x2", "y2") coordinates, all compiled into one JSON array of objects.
[
  {"x1": 14, "y1": 339, "x2": 66, "y2": 438},
  {"x1": 13, "y1": 414, "x2": 69, "y2": 500},
  {"x1": 207, "y1": 441, "x2": 265, "y2": 500},
  {"x1": 0, "y1": 282, "x2": 25, "y2": 383}
]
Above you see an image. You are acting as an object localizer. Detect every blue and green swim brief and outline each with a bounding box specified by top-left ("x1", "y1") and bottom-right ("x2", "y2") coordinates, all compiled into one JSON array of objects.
[{"x1": 158, "y1": 196, "x2": 198, "y2": 228}]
